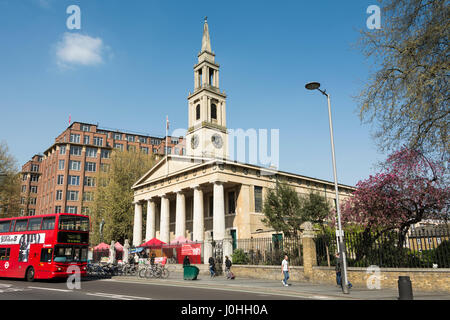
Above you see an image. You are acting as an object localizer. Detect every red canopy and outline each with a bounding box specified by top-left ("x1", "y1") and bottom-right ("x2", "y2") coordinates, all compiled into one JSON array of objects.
[
  {"x1": 140, "y1": 238, "x2": 166, "y2": 247},
  {"x1": 114, "y1": 242, "x2": 123, "y2": 251},
  {"x1": 94, "y1": 242, "x2": 110, "y2": 250}
]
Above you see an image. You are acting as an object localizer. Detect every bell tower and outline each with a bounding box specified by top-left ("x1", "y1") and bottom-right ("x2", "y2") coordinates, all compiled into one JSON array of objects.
[{"x1": 186, "y1": 17, "x2": 228, "y2": 159}]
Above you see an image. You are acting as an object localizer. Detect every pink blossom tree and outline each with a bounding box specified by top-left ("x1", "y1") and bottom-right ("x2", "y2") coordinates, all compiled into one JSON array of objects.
[{"x1": 340, "y1": 147, "x2": 449, "y2": 251}]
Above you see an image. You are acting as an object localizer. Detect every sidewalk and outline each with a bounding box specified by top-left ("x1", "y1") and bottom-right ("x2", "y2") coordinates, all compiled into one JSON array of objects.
[{"x1": 114, "y1": 271, "x2": 450, "y2": 300}]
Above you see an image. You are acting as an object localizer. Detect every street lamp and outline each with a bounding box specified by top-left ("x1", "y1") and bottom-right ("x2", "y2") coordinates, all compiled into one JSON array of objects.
[{"x1": 305, "y1": 82, "x2": 349, "y2": 294}]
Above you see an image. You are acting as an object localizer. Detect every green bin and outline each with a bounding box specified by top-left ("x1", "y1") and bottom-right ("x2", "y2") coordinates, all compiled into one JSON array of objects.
[{"x1": 183, "y1": 265, "x2": 199, "y2": 280}]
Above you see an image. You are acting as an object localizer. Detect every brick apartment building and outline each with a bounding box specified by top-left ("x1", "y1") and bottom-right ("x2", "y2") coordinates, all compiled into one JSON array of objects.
[{"x1": 19, "y1": 122, "x2": 185, "y2": 216}]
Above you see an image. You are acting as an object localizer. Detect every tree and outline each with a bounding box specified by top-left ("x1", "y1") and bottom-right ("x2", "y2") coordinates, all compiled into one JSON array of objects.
[
  {"x1": 341, "y1": 147, "x2": 449, "y2": 249},
  {"x1": 262, "y1": 182, "x2": 333, "y2": 237},
  {"x1": 0, "y1": 141, "x2": 21, "y2": 217},
  {"x1": 356, "y1": 0, "x2": 449, "y2": 164},
  {"x1": 91, "y1": 149, "x2": 156, "y2": 245}
]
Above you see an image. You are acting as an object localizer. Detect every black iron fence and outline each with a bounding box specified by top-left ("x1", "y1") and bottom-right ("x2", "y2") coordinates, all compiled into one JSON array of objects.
[
  {"x1": 315, "y1": 226, "x2": 450, "y2": 268},
  {"x1": 232, "y1": 236, "x2": 303, "y2": 266}
]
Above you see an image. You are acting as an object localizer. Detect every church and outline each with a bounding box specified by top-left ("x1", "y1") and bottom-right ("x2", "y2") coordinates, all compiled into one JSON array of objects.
[{"x1": 131, "y1": 18, "x2": 354, "y2": 248}]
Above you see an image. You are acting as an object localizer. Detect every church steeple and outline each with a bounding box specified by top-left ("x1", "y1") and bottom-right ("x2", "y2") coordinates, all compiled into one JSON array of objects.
[
  {"x1": 201, "y1": 17, "x2": 212, "y2": 53},
  {"x1": 186, "y1": 18, "x2": 228, "y2": 159}
]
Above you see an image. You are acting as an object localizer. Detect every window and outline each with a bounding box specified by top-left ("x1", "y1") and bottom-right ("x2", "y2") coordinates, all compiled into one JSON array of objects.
[
  {"x1": 30, "y1": 186, "x2": 38, "y2": 193},
  {"x1": 153, "y1": 148, "x2": 158, "y2": 154},
  {"x1": 196, "y1": 104, "x2": 200, "y2": 120},
  {"x1": 66, "y1": 206, "x2": 78, "y2": 214},
  {"x1": 100, "y1": 164, "x2": 110, "y2": 173},
  {"x1": 57, "y1": 175, "x2": 64, "y2": 185},
  {"x1": 114, "y1": 133, "x2": 122, "y2": 140},
  {"x1": 83, "y1": 192, "x2": 94, "y2": 202},
  {"x1": 174, "y1": 147, "x2": 179, "y2": 155},
  {"x1": 151, "y1": 139, "x2": 161, "y2": 145},
  {"x1": 67, "y1": 191, "x2": 79, "y2": 201},
  {"x1": 127, "y1": 145, "x2": 136, "y2": 152},
  {"x1": 14, "y1": 220, "x2": 28, "y2": 232},
  {"x1": 0, "y1": 248, "x2": 10, "y2": 261},
  {"x1": 126, "y1": 135, "x2": 135, "y2": 142},
  {"x1": 30, "y1": 174, "x2": 39, "y2": 182},
  {"x1": 81, "y1": 207, "x2": 91, "y2": 215},
  {"x1": 228, "y1": 191, "x2": 236, "y2": 214},
  {"x1": 86, "y1": 147, "x2": 97, "y2": 158},
  {"x1": 56, "y1": 190, "x2": 63, "y2": 201},
  {"x1": 21, "y1": 185, "x2": 26, "y2": 193},
  {"x1": 59, "y1": 160, "x2": 65, "y2": 170},
  {"x1": 55, "y1": 206, "x2": 62, "y2": 213},
  {"x1": 29, "y1": 198, "x2": 37, "y2": 205},
  {"x1": 211, "y1": 103, "x2": 217, "y2": 119},
  {"x1": 28, "y1": 209, "x2": 35, "y2": 216},
  {"x1": 140, "y1": 146, "x2": 149, "y2": 154},
  {"x1": 68, "y1": 175, "x2": 80, "y2": 186},
  {"x1": 31, "y1": 164, "x2": 39, "y2": 172},
  {"x1": 114, "y1": 143, "x2": 123, "y2": 151},
  {"x1": 101, "y1": 149, "x2": 110, "y2": 159},
  {"x1": 27, "y1": 218, "x2": 42, "y2": 231},
  {"x1": 70, "y1": 134, "x2": 80, "y2": 143},
  {"x1": 0, "y1": 221, "x2": 11, "y2": 233},
  {"x1": 41, "y1": 217, "x2": 55, "y2": 230},
  {"x1": 70, "y1": 146, "x2": 82, "y2": 156},
  {"x1": 21, "y1": 197, "x2": 25, "y2": 205},
  {"x1": 93, "y1": 136, "x2": 103, "y2": 147},
  {"x1": 84, "y1": 176, "x2": 96, "y2": 187},
  {"x1": 139, "y1": 137, "x2": 147, "y2": 143},
  {"x1": 69, "y1": 160, "x2": 81, "y2": 171},
  {"x1": 85, "y1": 162, "x2": 96, "y2": 172},
  {"x1": 83, "y1": 135, "x2": 90, "y2": 145},
  {"x1": 81, "y1": 124, "x2": 90, "y2": 132},
  {"x1": 254, "y1": 186, "x2": 262, "y2": 213},
  {"x1": 22, "y1": 174, "x2": 27, "y2": 181},
  {"x1": 60, "y1": 145, "x2": 66, "y2": 155},
  {"x1": 167, "y1": 147, "x2": 172, "y2": 154},
  {"x1": 40, "y1": 248, "x2": 53, "y2": 263},
  {"x1": 172, "y1": 138, "x2": 179, "y2": 144}
]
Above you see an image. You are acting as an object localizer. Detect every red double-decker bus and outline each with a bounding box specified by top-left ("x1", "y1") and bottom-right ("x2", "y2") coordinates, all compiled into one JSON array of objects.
[{"x1": 0, "y1": 213, "x2": 89, "y2": 281}]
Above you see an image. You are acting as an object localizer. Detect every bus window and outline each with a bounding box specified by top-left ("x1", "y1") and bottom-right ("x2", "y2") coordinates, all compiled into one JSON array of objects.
[
  {"x1": 73, "y1": 247, "x2": 81, "y2": 262},
  {"x1": 0, "y1": 221, "x2": 10, "y2": 233},
  {"x1": 81, "y1": 247, "x2": 88, "y2": 262},
  {"x1": 14, "y1": 220, "x2": 28, "y2": 232},
  {"x1": 59, "y1": 215, "x2": 89, "y2": 231},
  {"x1": 40, "y1": 248, "x2": 53, "y2": 263},
  {"x1": 28, "y1": 218, "x2": 42, "y2": 231},
  {"x1": 54, "y1": 245, "x2": 73, "y2": 263},
  {"x1": 42, "y1": 217, "x2": 55, "y2": 230},
  {"x1": 80, "y1": 218, "x2": 89, "y2": 232},
  {"x1": 0, "y1": 248, "x2": 11, "y2": 261}
]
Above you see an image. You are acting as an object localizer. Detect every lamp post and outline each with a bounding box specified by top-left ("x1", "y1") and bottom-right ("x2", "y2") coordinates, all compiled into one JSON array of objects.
[{"x1": 305, "y1": 82, "x2": 349, "y2": 294}]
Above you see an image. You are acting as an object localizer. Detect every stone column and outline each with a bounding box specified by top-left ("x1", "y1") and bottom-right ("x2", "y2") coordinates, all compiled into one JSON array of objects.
[
  {"x1": 223, "y1": 229, "x2": 233, "y2": 265},
  {"x1": 301, "y1": 222, "x2": 317, "y2": 280},
  {"x1": 132, "y1": 202, "x2": 143, "y2": 246},
  {"x1": 175, "y1": 191, "x2": 186, "y2": 238},
  {"x1": 203, "y1": 231, "x2": 213, "y2": 265},
  {"x1": 160, "y1": 195, "x2": 170, "y2": 243},
  {"x1": 192, "y1": 186, "x2": 204, "y2": 242},
  {"x1": 146, "y1": 198, "x2": 156, "y2": 241},
  {"x1": 213, "y1": 181, "x2": 225, "y2": 240}
]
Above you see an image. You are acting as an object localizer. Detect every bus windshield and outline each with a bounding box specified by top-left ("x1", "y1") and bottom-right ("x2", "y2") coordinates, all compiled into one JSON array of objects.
[
  {"x1": 53, "y1": 245, "x2": 88, "y2": 263},
  {"x1": 58, "y1": 215, "x2": 89, "y2": 232}
]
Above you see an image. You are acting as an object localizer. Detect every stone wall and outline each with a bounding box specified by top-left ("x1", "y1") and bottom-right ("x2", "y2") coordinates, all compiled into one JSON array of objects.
[{"x1": 227, "y1": 264, "x2": 450, "y2": 293}]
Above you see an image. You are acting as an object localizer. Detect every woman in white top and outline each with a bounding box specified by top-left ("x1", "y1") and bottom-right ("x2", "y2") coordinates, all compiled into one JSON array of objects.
[{"x1": 281, "y1": 255, "x2": 290, "y2": 286}]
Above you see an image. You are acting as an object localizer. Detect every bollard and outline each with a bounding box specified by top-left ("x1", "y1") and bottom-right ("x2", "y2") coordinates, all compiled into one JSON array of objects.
[{"x1": 398, "y1": 276, "x2": 413, "y2": 300}]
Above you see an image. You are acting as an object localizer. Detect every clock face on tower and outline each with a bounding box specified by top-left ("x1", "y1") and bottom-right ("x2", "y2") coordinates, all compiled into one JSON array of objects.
[
  {"x1": 211, "y1": 134, "x2": 223, "y2": 149},
  {"x1": 191, "y1": 134, "x2": 199, "y2": 149}
]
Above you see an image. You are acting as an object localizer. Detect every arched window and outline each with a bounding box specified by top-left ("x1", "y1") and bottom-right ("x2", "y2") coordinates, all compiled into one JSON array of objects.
[
  {"x1": 211, "y1": 103, "x2": 217, "y2": 120},
  {"x1": 196, "y1": 104, "x2": 201, "y2": 120}
]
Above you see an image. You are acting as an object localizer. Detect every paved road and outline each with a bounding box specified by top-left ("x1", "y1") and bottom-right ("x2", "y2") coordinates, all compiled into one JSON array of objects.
[{"x1": 0, "y1": 277, "x2": 304, "y2": 300}]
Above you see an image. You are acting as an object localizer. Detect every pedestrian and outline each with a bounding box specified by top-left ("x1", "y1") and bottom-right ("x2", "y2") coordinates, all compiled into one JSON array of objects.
[
  {"x1": 335, "y1": 252, "x2": 352, "y2": 289},
  {"x1": 281, "y1": 255, "x2": 290, "y2": 286},
  {"x1": 224, "y1": 256, "x2": 233, "y2": 279},
  {"x1": 183, "y1": 255, "x2": 190, "y2": 267},
  {"x1": 208, "y1": 256, "x2": 216, "y2": 277}
]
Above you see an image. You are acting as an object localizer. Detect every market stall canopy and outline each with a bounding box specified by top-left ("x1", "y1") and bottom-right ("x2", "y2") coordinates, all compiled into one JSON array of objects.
[
  {"x1": 169, "y1": 236, "x2": 194, "y2": 244},
  {"x1": 94, "y1": 242, "x2": 110, "y2": 250},
  {"x1": 140, "y1": 238, "x2": 166, "y2": 247},
  {"x1": 114, "y1": 242, "x2": 123, "y2": 251}
]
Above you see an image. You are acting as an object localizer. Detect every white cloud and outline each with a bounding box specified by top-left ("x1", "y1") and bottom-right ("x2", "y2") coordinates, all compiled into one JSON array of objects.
[{"x1": 56, "y1": 33, "x2": 107, "y2": 68}]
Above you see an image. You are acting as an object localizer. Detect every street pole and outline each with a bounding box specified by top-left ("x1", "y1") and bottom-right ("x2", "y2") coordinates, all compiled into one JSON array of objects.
[{"x1": 305, "y1": 82, "x2": 349, "y2": 294}]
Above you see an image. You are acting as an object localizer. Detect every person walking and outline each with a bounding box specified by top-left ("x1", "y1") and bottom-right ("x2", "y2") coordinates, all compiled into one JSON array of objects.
[
  {"x1": 335, "y1": 252, "x2": 352, "y2": 289},
  {"x1": 208, "y1": 256, "x2": 216, "y2": 277},
  {"x1": 281, "y1": 255, "x2": 290, "y2": 286},
  {"x1": 183, "y1": 255, "x2": 190, "y2": 267},
  {"x1": 224, "y1": 256, "x2": 233, "y2": 279}
]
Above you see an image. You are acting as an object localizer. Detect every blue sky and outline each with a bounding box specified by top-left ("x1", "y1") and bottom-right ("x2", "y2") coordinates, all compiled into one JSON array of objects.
[{"x1": 0, "y1": 0, "x2": 386, "y2": 186}]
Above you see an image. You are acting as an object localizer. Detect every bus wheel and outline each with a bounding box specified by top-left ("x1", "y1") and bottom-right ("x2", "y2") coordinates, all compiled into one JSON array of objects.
[{"x1": 26, "y1": 267, "x2": 35, "y2": 282}]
